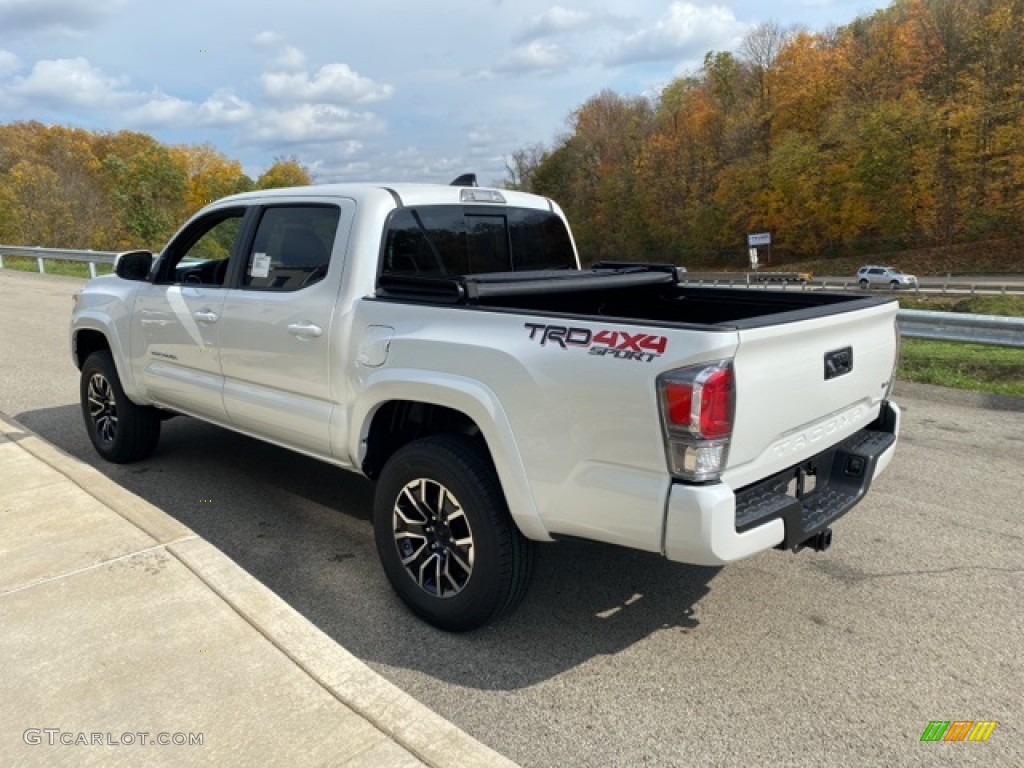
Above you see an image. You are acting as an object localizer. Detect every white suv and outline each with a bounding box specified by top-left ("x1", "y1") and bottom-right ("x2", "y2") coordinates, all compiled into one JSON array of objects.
[{"x1": 856, "y1": 265, "x2": 918, "y2": 290}]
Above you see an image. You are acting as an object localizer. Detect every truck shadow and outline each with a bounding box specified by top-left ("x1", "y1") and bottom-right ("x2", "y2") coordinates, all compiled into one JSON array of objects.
[{"x1": 17, "y1": 404, "x2": 720, "y2": 691}]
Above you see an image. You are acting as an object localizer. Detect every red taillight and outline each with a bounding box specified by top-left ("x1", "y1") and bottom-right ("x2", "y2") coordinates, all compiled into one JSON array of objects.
[
  {"x1": 665, "y1": 383, "x2": 694, "y2": 426},
  {"x1": 657, "y1": 360, "x2": 735, "y2": 481},
  {"x1": 660, "y1": 364, "x2": 733, "y2": 439},
  {"x1": 698, "y1": 366, "x2": 733, "y2": 439}
]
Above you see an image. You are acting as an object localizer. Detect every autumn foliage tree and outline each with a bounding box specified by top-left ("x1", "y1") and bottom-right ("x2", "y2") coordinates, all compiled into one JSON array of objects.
[
  {"x1": 256, "y1": 156, "x2": 312, "y2": 189},
  {"x1": 521, "y1": 0, "x2": 1024, "y2": 266},
  {"x1": 0, "y1": 124, "x2": 282, "y2": 250}
]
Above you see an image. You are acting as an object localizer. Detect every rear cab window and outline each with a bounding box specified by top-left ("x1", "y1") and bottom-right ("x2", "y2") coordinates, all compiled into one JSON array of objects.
[{"x1": 380, "y1": 206, "x2": 576, "y2": 278}]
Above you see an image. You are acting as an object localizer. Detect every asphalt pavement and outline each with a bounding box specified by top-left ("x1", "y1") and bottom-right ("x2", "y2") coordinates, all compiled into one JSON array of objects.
[{"x1": 1, "y1": 268, "x2": 1021, "y2": 767}]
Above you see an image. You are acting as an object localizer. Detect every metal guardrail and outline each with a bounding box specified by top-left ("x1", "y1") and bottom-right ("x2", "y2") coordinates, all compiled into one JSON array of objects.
[
  {"x1": 897, "y1": 310, "x2": 1024, "y2": 348},
  {"x1": 1, "y1": 245, "x2": 1021, "y2": 347},
  {"x1": 0, "y1": 245, "x2": 117, "y2": 278},
  {"x1": 681, "y1": 273, "x2": 1024, "y2": 296}
]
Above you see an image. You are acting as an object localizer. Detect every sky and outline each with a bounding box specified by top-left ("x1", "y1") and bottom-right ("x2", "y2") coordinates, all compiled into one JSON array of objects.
[{"x1": 0, "y1": 0, "x2": 891, "y2": 186}]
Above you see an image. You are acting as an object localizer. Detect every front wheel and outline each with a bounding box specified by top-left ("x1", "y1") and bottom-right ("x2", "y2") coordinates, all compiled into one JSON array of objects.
[
  {"x1": 890, "y1": 280, "x2": 900, "y2": 290},
  {"x1": 80, "y1": 351, "x2": 161, "y2": 463},
  {"x1": 373, "y1": 435, "x2": 534, "y2": 631}
]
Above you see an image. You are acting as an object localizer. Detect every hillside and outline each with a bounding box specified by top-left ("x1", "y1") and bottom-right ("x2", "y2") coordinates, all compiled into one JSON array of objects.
[
  {"x1": 775, "y1": 238, "x2": 1024, "y2": 277},
  {"x1": 519, "y1": 0, "x2": 1024, "y2": 270}
]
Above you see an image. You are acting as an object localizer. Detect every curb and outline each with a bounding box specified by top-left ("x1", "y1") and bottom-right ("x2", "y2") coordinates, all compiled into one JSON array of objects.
[{"x1": 0, "y1": 412, "x2": 519, "y2": 768}]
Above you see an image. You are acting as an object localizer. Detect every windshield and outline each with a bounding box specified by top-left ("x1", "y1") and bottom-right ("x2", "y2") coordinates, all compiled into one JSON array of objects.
[{"x1": 380, "y1": 205, "x2": 577, "y2": 277}]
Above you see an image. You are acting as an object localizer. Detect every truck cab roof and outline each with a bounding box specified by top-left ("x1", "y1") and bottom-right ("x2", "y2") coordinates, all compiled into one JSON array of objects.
[{"x1": 213, "y1": 182, "x2": 558, "y2": 212}]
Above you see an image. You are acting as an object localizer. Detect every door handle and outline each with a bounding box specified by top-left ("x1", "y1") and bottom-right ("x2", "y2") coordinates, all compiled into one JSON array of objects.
[
  {"x1": 288, "y1": 322, "x2": 323, "y2": 339},
  {"x1": 193, "y1": 309, "x2": 219, "y2": 323}
]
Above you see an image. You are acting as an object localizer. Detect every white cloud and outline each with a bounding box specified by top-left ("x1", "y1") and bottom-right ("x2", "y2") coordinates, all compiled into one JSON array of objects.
[
  {"x1": 514, "y1": 6, "x2": 634, "y2": 43},
  {"x1": 0, "y1": 49, "x2": 21, "y2": 77},
  {"x1": 516, "y1": 7, "x2": 593, "y2": 40},
  {"x1": 271, "y1": 45, "x2": 307, "y2": 72},
  {"x1": 251, "y1": 30, "x2": 283, "y2": 48},
  {"x1": 128, "y1": 89, "x2": 254, "y2": 128},
  {"x1": 124, "y1": 93, "x2": 193, "y2": 125},
  {"x1": 495, "y1": 41, "x2": 572, "y2": 74},
  {"x1": 261, "y1": 63, "x2": 394, "y2": 105},
  {"x1": 246, "y1": 104, "x2": 385, "y2": 145},
  {"x1": 7, "y1": 57, "x2": 127, "y2": 107},
  {"x1": 196, "y1": 90, "x2": 254, "y2": 125},
  {"x1": 610, "y1": 2, "x2": 748, "y2": 65},
  {"x1": 0, "y1": 55, "x2": 255, "y2": 130}
]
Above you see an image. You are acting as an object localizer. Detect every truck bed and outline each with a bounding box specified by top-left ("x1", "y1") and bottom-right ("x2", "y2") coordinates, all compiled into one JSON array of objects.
[{"x1": 375, "y1": 265, "x2": 893, "y2": 328}]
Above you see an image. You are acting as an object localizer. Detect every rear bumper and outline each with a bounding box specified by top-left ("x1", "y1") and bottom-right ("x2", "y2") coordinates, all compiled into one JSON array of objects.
[{"x1": 664, "y1": 401, "x2": 900, "y2": 566}]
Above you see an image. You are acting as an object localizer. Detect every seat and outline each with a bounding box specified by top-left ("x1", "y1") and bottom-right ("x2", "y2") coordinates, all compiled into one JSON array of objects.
[
  {"x1": 279, "y1": 229, "x2": 329, "y2": 270},
  {"x1": 269, "y1": 229, "x2": 330, "y2": 289}
]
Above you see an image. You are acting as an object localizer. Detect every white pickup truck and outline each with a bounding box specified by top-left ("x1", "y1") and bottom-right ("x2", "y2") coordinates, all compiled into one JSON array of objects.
[{"x1": 71, "y1": 180, "x2": 901, "y2": 630}]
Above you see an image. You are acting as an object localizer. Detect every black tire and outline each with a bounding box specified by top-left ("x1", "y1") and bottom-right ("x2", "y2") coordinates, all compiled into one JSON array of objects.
[
  {"x1": 890, "y1": 280, "x2": 900, "y2": 290},
  {"x1": 80, "y1": 350, "x2": 161, "y2": 463},
  {"x1": 859, "y1": 278, "x2": 869, "y2": 289},
  {"x1": 373, "y1": 434, "x2": 534, "y2": 631}
]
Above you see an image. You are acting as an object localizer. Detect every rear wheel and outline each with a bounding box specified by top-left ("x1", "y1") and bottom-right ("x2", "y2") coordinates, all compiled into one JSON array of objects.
[
  {"x1": 373, "y1": 434, "x2": 534, "y2": 631},
  {"x1": 859, "y1": 278, "x2": 869, "y2": 289},
  {"x1": 80, "y1": 351, "x2": 161, "y2": 463}
]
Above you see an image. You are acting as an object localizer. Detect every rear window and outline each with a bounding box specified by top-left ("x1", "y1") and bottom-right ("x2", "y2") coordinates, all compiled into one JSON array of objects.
[{"x1": 380, "y1": 205, "x2": 576, "y2": 277}]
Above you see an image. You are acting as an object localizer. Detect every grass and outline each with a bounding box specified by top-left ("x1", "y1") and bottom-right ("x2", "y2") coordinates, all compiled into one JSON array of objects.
[
  {"x1": 0, "y1": 254, "x2": 113, "y2": 279},
  {"x1": 951, "y1": 295, "x2": 1024, "y2": 317},
  {"x1": 897, "y1": 339, "x2": 1024, "y2": 397}
]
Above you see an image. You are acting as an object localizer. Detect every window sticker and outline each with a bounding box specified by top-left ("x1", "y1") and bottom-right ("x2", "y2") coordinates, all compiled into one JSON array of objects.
[{"x1": 250, "y1": 252, "x2": 271, "y2": 278}]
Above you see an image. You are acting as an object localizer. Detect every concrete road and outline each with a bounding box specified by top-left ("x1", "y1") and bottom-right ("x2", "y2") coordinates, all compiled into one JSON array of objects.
[{"x1": 2, "y1": 269, "x2": 1021, "y2": 767}]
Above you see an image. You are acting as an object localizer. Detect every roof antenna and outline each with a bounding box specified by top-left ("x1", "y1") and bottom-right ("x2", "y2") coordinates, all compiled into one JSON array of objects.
[{"x1": 449, "y1": 173, "x2": 478, "y2": 187}]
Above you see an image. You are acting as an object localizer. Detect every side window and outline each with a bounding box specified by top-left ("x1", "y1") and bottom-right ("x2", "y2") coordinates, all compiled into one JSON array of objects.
[
  {"x1": 160, "y1": 209, "x2": 245, "y2": 285},
  {"x1": 243, "y1": 206, "x2": 340, "y2": 291}
]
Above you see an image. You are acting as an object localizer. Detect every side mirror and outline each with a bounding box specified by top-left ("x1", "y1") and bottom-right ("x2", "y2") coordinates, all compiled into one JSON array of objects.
[{"x1": 114, "y1": 250, "x2": 154, "y2": 281}]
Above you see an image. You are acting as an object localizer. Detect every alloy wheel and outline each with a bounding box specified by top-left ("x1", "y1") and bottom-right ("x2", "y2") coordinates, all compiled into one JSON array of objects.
[
  {"x1": 392, "y1": 478, "x2": 475, "y2": 598},
  {"x1": 87, "y1": 373, "x2": 117, "y2": 444}
]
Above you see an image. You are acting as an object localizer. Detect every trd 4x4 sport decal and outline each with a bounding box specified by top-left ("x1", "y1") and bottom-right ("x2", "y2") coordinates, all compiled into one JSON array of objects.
[{"x1": 524, "y1": 323, "x2": 668, "y2": 363}]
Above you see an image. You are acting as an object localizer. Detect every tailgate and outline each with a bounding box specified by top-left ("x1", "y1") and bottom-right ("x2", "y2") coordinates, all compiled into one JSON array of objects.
[{"x1": 723, "y1": 300, "x2": 898, "y2": 490}]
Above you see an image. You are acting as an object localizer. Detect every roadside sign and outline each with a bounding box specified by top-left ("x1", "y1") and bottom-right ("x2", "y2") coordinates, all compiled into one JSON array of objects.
[
  {"x1": 749, "y1": 248, "x2": 759, "y2": 268},
  {"x1": 748, "y1": 232, "x2": 771, "y2": 247}
]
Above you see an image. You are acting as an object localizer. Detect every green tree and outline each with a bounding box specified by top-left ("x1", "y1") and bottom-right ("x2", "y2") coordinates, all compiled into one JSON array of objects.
[{"x1": 95, "y1": 131, "x2": 188, "y2": 249}]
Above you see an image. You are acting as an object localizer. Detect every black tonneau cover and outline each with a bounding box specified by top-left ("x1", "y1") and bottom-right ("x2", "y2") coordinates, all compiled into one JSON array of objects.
[
  {"x1": 373, "y1": 263, "x2": 892, "y2": 328},
  {"x1": 376, "y1": 264, "x2": 680, "y2": 304}
]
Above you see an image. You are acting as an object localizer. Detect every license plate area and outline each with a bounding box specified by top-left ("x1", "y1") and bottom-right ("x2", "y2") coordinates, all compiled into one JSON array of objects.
[{"x1": 734, "y1": 403, "x2": 898, "y2": 547}]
